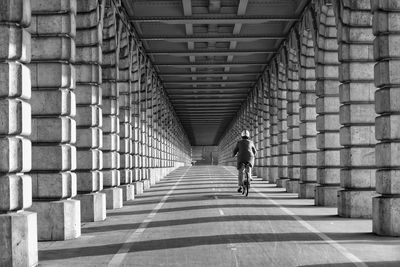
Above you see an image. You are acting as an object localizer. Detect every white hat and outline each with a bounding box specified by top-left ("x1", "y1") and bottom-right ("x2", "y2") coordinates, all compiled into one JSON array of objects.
[{"x1": 241, "y1": 130, "x2": 250, "y2": 138}]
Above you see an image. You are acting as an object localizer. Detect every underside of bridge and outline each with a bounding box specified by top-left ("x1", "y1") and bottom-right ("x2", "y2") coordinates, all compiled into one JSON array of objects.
[
  {"x1": 1, "y1": 0, "x2": 400, "y2": 266},
  {"x1": 123, "y1": 0, "x2": 308, "y2": 145}
]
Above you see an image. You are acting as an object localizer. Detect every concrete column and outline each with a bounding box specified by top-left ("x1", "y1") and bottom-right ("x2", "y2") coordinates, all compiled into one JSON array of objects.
[
  {"x1": 256, "y1": 82, "x2": 265, "y2": 178},
  {"x1": 277, "y1": 57, "x2": 289, "y2": 188},
  {"x1": 100, "y1": 5, "x2": 122, "y2": 210},
  {"x1": 299, "y1": 29, "x2": 318, "y2": 199},
  {"x1": 315, "y1": 3, "x2": 341, "y2": 206},
  {"x1": 147, "y1": 73, "x2": 156, "y2": 185},
  {"x1": 118, "y1": 31, "x2": 134, "y2": 201},
  {"x1": 0, "y1": 0, "x2": 38, "y2": 264},
  {"x1": 151, "y1": 80, "x2": 161, "y2": 181},
  {"x1": 131, "y1": 49, "x2": 144, "y2": 194},
  {"x1": 286, "y1": 45, "x2": 301, "y2": 193},
  {"x1": 268, "y1": 66, "x2": 279, "y2": 183},
  {"x1": 28, "y1": 0, "x2": 80, "y2": 241},
  {"x1": 74, "y1": 0, "x2": 106, "y2": 222},
  {"x1": 153, "y1": 83, "x2": 161, "y2": 177},
  {"x1": 336, "y1": 0, "x2": 376, "y2": 218},
  {"x1": 262, "y1": 76, "x2": 270, "y2": 181},
  {"x1": 140, "y1": 61, "x2": 150, "y2": 188},
  {"x1": 372, "y1": 0, "x2": 400, "y2": 236}
]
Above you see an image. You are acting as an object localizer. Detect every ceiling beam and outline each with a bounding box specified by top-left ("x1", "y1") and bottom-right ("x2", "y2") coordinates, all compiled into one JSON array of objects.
[
  {"x1": 163, "y1": 80, "x2": 253, "y2": 85},
  {"x1": 168, "y1": 93, "x2": 248, "y2": 98},
  {"x1": 148, "y1": 50, "x2": 275, "y2": 56},
  {"x1": 172, "y1": 103, "x2": 241, "y2": 106},
  {"x1": 171, "y1": 99, "x2": 243, "y2": 103},
  {"x1": 130, "y1": 15, "x2": 299, "y2": 24},
  {"x1": 166, "y1": 87, "x2": 248, "y2": 91},
  {"x1": 174, "y1": 106, "x2": 239, "y2": 110},
  {"x1": 160, "y1": 72, "x2": 259, "y2": 77},
  {"x1": 155, "y1": 62, "x2": 266, "y2": 68},
  {"x1": 141, "y1": 34, "x2": 285, "y2": 42}
]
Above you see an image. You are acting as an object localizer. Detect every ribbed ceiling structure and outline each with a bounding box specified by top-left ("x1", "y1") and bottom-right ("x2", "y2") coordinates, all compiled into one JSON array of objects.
[{"x1": 122, "y1": 0, "x2": 309, "y2": 145}]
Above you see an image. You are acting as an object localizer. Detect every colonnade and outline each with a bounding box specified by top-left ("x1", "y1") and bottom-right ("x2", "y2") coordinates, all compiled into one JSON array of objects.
[
  {"x1": 0, "y1": 0, "x2": 191, "y2": 265},
  {"x1": 218, "y1": 0, "x2": 400, "y2": 237}
]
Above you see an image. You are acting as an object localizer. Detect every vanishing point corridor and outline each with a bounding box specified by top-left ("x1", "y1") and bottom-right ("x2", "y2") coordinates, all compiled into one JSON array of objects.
[
  {"x1": 2, "y1": 0, "x2": 400, "y2": 266},
  {"x1": 38, "y1": 166, "x2": 400, "y2": 266}
]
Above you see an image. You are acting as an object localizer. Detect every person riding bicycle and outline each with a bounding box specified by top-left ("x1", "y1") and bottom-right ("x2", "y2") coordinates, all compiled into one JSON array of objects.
[{"x1": 233, "y1": 130, "x2": 257, "y2": 193}]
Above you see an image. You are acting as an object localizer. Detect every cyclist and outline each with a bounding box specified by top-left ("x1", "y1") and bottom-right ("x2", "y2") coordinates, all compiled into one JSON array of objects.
[{"x1": 233, "y1": 130, "x2": 257, "y2": 193}]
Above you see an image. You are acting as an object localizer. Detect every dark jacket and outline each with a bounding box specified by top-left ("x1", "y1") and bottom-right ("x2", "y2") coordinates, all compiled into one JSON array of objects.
[{"x1": 233, "y1": 139, "x2": 257, "y2": 169}]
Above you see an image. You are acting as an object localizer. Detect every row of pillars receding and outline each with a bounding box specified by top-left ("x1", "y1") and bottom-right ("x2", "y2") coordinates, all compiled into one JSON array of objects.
[
  {"x1": 218, "y1": 0, "x2": 400, "y2": 238},
  {"x1": 0, "y1": 0, "x2": 191, "y2": 266}
]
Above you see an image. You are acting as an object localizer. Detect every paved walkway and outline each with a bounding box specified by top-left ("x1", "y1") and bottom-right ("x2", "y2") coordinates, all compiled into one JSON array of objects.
[{"x1": 39, "y1": 166, "x2": 400, "y2": 267}]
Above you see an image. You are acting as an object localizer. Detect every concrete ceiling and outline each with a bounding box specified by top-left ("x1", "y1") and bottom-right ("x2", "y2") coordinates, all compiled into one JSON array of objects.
[{"x1": 122, "y1": 0, "x2": 308, "y2": 146}]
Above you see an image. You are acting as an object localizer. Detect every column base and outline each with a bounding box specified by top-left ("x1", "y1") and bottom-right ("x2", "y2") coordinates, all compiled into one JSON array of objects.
[
  {"x1": 286, "y1": 180, "x2": 300, "y2": 193},
  {"x1": 338, "y1": 189, "x2": 375, "y2": 218},
  {"x1": 268, "y1": 167, "x2": 278, "y2": 184},
  {"x1": 30, "y1": 199, "x2": 81, "y2": 241},
  {"x1": 149, "y1": 169, "x2": 157, "y2": 186},
  {"x1": 133, "y1": 181, "x2": 144, "y2": 195},
  {"x1": 373, "y1": 196, "x2": 400, "y2": 236},
  {"x1": 0, "y1": 211, "x2": 38, "y2": 267},
  {"x1": 74, "y1": 192, "x2": 106, "y2": 222},
  {"x1": 299, "y1": 182, "x2": 316, "y2": 199},
  {"x1": 262, "y1": 167, "x2": 269, "y2": 181},
  {"x1": 143, "y1": 179, "x2": 151, "y2": 190},
  {"x1": 276, "y1": 178, "x2": 290, "y2": 188},
  {"x1": 101, "y1": 187, "x2": 123, "y2": 210},
  {"x1": 315, "y1": 186, "x2": 340, "y2": 207},
  {"x1": 119, "y1": 184, "x2": 135, "y2": 202}
]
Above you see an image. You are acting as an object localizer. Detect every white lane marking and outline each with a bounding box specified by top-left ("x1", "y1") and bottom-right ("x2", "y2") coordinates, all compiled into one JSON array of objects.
[
  {"x1": 223, "y1": 167, "x2": 368, "y2": 267},
  {"x1": 219, "y1": 209, "x2": 224, "y2": 216},
  {"x1": 107, "y1": 167, "x2": 191, "y2": 267}
]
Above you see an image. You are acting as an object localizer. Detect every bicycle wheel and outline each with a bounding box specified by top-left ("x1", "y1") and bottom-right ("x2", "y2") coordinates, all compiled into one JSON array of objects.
[{"x1": 245, "y1": 171, "x2": 250, "y2": 197}]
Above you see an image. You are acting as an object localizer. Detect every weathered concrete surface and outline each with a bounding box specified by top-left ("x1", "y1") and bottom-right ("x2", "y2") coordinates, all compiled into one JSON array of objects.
[{"x1": 37, "y1": 166, "x2": 400, "y2": 266}]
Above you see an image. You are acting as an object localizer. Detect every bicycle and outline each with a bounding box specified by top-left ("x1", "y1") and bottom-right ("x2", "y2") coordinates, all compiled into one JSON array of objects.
[{"x1": 240, "y1": 162, "x2": 251, "y2": 197}]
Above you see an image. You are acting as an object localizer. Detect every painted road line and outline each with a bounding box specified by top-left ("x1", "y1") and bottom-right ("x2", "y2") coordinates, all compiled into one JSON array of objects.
[
  {"x1": 223, "y1": 167, "x2": 368, "y2": 267},
  {"x1": 107, "y1": 167, "x2": 191, "y2": 267}
]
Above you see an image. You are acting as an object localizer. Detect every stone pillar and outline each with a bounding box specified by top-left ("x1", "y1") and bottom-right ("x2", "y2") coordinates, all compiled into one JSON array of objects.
[
  {"x1": 262, "y1": 76, "x2": 270, "y2": 181},
  {"x1": 268, "y1": 66, "x2": 279, "y2": 183},
  {"x1": 153, "y1": 81, "x2": 161, "y2": 180},
  {"x1": 74, "y1": 0, "x2": 106, "y2": 222},
  {"x1": 372, "y1": 0, "x2": 400, "y2": 236},
  {"x1": 131, "y1": 49, "x2": 143, "y2": 195},
  {"x1": 146, "y1": 72, "x2": 155, "y2": 185},
  {"x1": 276, "y1": 57, "x2": 289, "y2": 188},
  {"x1": 0, "y1": 0, "x2": 38, "y2": 265},
  {"x1": 140, "y1": 61, "x2": 150, "y2": 188},
  {"x1": 256, "y1": 82, "x2": 265, "y2": 178},
  {"x1": 28, "y1": 0, "x2": 80, "y2": 241},
  {"x1": 315, "y1": 3, "x2": 341, "y2": 206},
  {"x1": 286, "y1": 44, "x2": 301, "y2": 193},
  {"x1": 336, "y1": 0, "x2": 376, "y2": 218},
  {"x1": 100, "y1": 5, "x2": 122, "y2": 209},
  {"x1": 299, "y1": 29, "x2": 318, "y2": 199},
  {"x1": 118, "y1": 31, "x2": 134, "y2": 201}
]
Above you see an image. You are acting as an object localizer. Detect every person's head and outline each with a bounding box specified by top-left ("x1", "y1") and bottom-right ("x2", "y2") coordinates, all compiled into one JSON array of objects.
[{"x1": 241, "y1": 130, "x2": 250, "y2": 139}]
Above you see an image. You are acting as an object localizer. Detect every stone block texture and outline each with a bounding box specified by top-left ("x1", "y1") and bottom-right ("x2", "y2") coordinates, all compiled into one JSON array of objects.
[
  {"x1": 298, "y1": 29, "x2": 318, "y2": 199},
  {"x1": 372, "y1": 0, "x2": 400, "y2": 236},
  {"x1": 100, "y1": 3, "x2": 122, "y2": 209},
  {"x1": 28, "y1": 0, "x2": 80, "y2": 241},
  {"x1": 286, "y1": 45, "x2": 301, "y2": 193},
  {"x1": 336, "y1": 0, "x2": 376, "y2": 218},
  {"x1": 0, "y1": 0, "x2": 38, "y2": 264},
  {"x1": 268, "y1": 67, "x2": 279, "y2": 183},
  {"x1": 314, "y1": 3, "x2": 341, "y2": 207},
  {"x1": 73, "y1": 0, "x2": 106, "y2": 222},
  {"x1": 276, "y1": 58, "x2": 289, "y2": 188}
]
